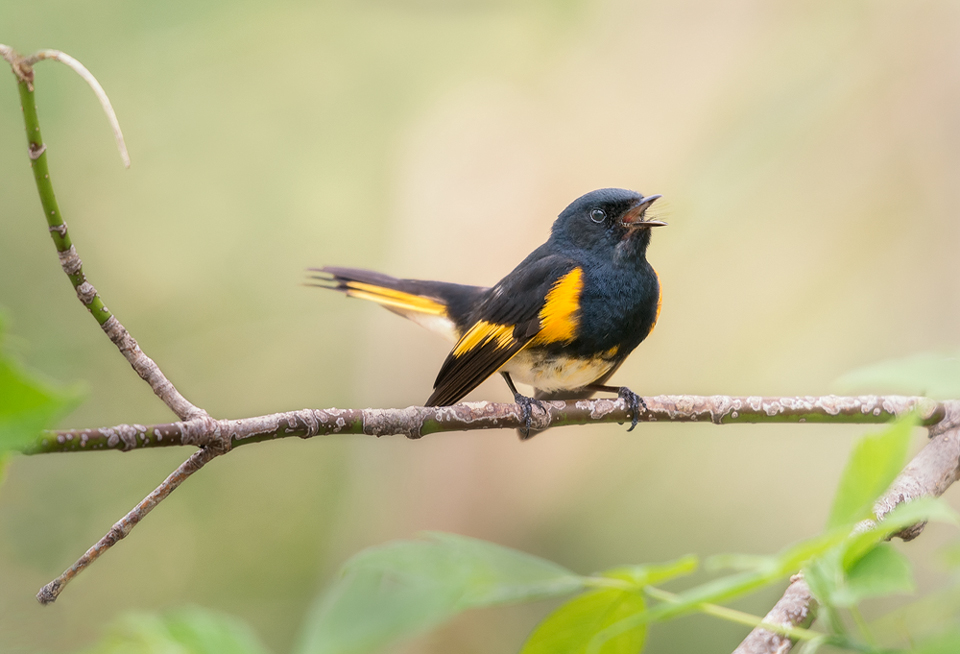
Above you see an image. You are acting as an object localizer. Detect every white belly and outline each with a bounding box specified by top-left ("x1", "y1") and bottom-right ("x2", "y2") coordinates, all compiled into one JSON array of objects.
[{"x1": 502, "y1": 350, "x2": 615, "y2": 393}]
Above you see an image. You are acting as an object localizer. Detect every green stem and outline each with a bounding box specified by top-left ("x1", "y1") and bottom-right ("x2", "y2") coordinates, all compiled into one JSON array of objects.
[
  {"x1": 17, "y1": 77, "x2": 111, "y2": 325},
  {"x1": 644, "y1": 586, "x2": 823, "y2": 642},
  {"x1": 849, "y1": 606, "x2": 877, "y2": 648}
]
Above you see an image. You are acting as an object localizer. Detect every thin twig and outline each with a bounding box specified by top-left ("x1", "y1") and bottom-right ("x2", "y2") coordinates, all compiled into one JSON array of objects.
[
  {"x1": 36, "y1": 447, "x2": 221, "y2": 605},
  {"x1": 643, "y1": 586, "x2": 823, "y2": 643},
  {"x1": 21, "y1": 49, "x2": 130, "y2": 167},
  {"x1": 3, "y1": 45, "x2": 206, "y2": 422},
  {"x1": 24, "y1": 395, "x2": 949, "y2": 455},
  {"x1": 732, "y1": 403, "x2": 960, "y2": 654}
]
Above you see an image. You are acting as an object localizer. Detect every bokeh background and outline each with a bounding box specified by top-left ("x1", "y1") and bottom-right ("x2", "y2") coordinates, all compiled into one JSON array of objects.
[{"x1": 1, "y1": 1, "x2": 959, "y2": 652}]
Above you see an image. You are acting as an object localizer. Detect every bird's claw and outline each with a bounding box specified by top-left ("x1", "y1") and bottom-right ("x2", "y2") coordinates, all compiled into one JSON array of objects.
[
  {"x1": 513, "y1": 393, "x2": 547, "y2": 439},
  {"x1": 618, "y1": 387, "x2": 646, "y2": 432}
]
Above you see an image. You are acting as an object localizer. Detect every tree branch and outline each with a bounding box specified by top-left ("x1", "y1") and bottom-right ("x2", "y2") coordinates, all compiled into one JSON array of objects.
[
  {"x1": 35, "y1": 447, "x2": 220, "y2": 605},
  {"x1": 26, "y1": 396, "x2": 958, "y2": 606},
  {"x1": 2, "y1": 45, "x2": 206, "y2": 423},
  {"x1": 24, "y1": 394, "x2": 947, "y2": 455}
]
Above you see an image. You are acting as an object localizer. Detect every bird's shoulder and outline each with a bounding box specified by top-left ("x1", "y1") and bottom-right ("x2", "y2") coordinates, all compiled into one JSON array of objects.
[{"x1": 474, "y1": 248, "x2": 579, "y2": 325}]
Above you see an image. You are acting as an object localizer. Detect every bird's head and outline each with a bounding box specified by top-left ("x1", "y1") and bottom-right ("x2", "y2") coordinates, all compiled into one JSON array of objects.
[{"x1": 550, "y1": 188, "x2": 665, "y2": 260}]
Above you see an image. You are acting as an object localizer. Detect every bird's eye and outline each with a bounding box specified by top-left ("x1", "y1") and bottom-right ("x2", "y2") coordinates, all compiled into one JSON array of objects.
[{"x1": 590, "y1": 208, "x2": 606, "y2": 223}]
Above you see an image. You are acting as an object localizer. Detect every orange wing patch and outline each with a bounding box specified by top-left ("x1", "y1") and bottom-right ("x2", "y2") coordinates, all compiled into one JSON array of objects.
[
  {"x1": 342, "y1": 281, "x2": 446, "y2": 316},
  {"x1": 531, "y1": 267, "x2": 583, "y2": 345},
  {"x1": 452, "y1": 320, "x2": 516, "y2": 357}
]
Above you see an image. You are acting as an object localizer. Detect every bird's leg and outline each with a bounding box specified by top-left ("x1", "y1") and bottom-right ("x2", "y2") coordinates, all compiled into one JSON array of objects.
[
  {"x1": 586, "y1": 384, "x2": 646, "y2": 431},
  {"x1": 501, "y1": 372, "x2": 546, "y2": 439}
]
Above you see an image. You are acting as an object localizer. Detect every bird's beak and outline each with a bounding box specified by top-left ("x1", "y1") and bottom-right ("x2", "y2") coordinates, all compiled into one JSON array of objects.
[{"x1": 621, "y1": 194, "x2": 666, "y2": 227}]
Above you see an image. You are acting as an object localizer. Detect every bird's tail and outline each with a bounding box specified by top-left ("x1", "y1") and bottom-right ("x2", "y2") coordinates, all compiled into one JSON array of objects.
[{"x1": 307, "y1": 266, "x2": 484, "y2": 343}]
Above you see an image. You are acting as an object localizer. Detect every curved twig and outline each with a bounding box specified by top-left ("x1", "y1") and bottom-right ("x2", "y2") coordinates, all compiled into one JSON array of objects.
[
  {"x1": 21, "y1": 48, "x2": 130, "y2": 168},
  {"x1": 3, "y1": 45, "x2": 205, "y2": 422}
]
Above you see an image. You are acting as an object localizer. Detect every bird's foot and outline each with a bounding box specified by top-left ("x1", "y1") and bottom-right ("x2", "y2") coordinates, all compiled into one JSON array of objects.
[
  {"x1": 618, "y1": 387, "x2": 646, "y2": 432},
  {"x1": 513, "y1": 392, "x2": 547, "y2": 440},
  {"x1": 500, "y1": 372, "x2": 549, "y2": 439}
]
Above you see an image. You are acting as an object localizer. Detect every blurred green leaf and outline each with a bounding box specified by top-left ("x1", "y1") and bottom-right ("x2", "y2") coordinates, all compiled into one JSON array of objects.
[
  {"x1": 0, "y1": 314, "x2": 83, "y2": 460},
  {"x1": 876, "y1": 496, "x2": 960, "y2": 532},
  {"x1": 870, "y1": 581, "x2": 960, "y2": 647},
  {"x1": 519, "y1": 589, "x2": 646, "y2": 654},
  {"x1": 801, "y1": 560, "x2": 845, "y2": 635},
  {"x1": 841, "y1": 498, "x2": 958, "y2": 571},
  {"x1": 805, "y1": 498, "x2": 955, "y2": 622},
  {"x1": 827, "y1": 415, "x2": 915, "y2": 529},
  {"x1": 910, "y1": 630, "x2": 960, "y2": 654},
  {"x1": 296, "y1": 532, "x2": 584, "y2": 654},
  {"x1": 831, "y1": 543, "x2": 914, "y2": 607},
  {"x1": 705, "y1": 552, "x2": 774, "y2": 573},
  {"x1": 0, "y1": 452, "x2": 9, "y2": 486},
  {"x1": 940, "y1": 542, "x2": 960, "y2": 570},
  {"x1": 834, "y1": 351, "x2": 960, "y2": 400},
  {"x1": 795, "y1": 634, "x2": 831, "y2": 654},
  {"x1": 600, "y1": 554, "x2": 698, "y2": 587},
  {"x1": 78, "y1": 607, "x2": 270, "y2": 654}
]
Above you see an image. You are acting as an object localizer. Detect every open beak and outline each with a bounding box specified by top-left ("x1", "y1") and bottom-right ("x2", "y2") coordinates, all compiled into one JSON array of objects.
[{"x1": 621, "y1": 194, "x2": 666, "y2": 227}]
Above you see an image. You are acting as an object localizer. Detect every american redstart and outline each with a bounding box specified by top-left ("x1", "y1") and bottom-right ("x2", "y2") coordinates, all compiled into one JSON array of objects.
[{"x1": 310, "y1": 187, "x2": 665, "y2": 438}]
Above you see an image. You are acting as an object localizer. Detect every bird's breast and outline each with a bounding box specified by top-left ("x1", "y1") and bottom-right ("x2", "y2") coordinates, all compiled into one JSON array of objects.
[
  {"x1": 566, "y1": 262, "x2": 660, "y2": 355},
  {"x1": 502, "y1": 348, "x2": 616, "y2": 393}
]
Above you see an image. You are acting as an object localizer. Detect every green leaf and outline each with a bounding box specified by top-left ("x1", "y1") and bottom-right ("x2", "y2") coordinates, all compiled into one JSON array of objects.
[
  {"x1": 911, "y1": 629, "x2": 960, "y2": 654},
  {"x1": 795, "y1": 634, "x2": 831, "y2": 654},
  {"x1": 939, "y1": 542, "x2": 960, "y2": 570},
  {"x1": 804, "y1": 498, "x2": 954, "y2": 615},
  {"x1": 519, "y1": 589, "x2": 646, "y2": 654},
  {"x1": 870, "y1": 578, "x2": 960, "y2": 645},
  {"x1": 801, "y1": 560, "x2": 845, "y2": 634},
  {"x1": 841, "y1": 498, "x2": 959, "y2": 571},
  {"x1": 877, "y1": 496, "x2": 960, "y2": 532},
  {"x1": 0, "y1": 315, "x2": 83, "y2": 456},
  {"x1": 834, "y1": 350, "x2": 960, "y2": 400},
  {"x1": 0, "y1": 452, "x2": 10, "y2": 486},
  {"x1": 831, "y1": 543, "x2": 914, "y2": 607},
  {"x1": 705, "y1": 553, "x2": 774, "y2": 573},
  {"x1": 601, "y1": 555, "x2": 698, "y2": 587},
  {"x1": 296, "y1": 532, "x2": 584, "y2": 654},
  {"x1": 827, "y1": 415, "x2": 915, "y2": 529},
  {"x1": 77, "y1": 606, "x2": 270, "y2": 654}
]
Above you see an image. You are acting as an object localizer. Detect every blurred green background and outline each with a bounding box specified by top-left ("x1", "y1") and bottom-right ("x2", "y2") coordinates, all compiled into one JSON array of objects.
[{"x1": 1, "y1": 0, "x2": 959, "y2": 652}]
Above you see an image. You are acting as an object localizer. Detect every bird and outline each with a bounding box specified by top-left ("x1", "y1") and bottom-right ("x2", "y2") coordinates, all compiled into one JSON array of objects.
[{"x1": 309, "y1": 187, "x2": 665, "y2": 439}]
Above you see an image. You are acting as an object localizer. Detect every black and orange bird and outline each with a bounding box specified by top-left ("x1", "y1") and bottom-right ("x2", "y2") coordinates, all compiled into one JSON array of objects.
[{"x1": 310, "y1": 187, "x2": 665, "y2": 438}]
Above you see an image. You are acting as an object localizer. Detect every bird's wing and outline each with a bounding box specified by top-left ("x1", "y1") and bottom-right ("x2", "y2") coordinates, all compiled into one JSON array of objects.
[{"x1": 426, "y1": 255, "x2": 583, "y2": 406}]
